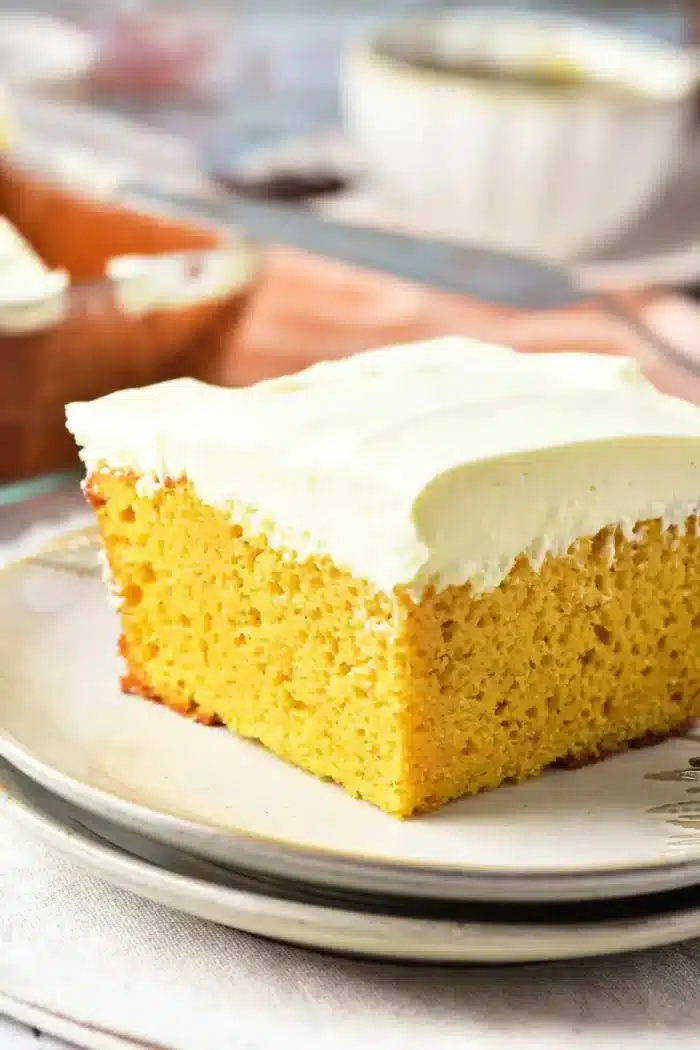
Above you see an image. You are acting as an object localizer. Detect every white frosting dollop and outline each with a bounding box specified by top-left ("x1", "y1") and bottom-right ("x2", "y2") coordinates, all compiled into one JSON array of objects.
[
  {"x1": 66, "y1": 337, "x2": 700, "y2": 598},
  {"x1": 106, "y1": 246, "x2": 254, "y2": 318},
  {"x1": 0, "y1": 218, "x2": 68, "y2": 332}
]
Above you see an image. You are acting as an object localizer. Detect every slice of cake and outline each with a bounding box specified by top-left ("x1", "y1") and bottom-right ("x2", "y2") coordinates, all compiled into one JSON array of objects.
[{"x1": 66, "y1": 338, "x2": 700, "y2": 818}]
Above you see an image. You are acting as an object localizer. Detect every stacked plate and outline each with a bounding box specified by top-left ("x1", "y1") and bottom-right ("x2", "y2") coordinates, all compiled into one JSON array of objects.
[{"x1": 2, "y1": 527, "x2": 700, "y2": 963}]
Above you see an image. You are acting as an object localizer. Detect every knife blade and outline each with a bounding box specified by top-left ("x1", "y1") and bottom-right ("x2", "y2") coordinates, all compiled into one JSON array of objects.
[
  {"x1": 124, "y1": 185, "x2": 583, "y2": 312},
  {"x1": 122, "y1": 184, "x2": 695, "y2": 377}
]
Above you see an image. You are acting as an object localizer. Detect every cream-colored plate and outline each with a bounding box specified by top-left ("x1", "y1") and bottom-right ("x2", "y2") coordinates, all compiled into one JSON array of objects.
[
  {"x1": 2, "y1": 528, "x2": 700, "y2": 904},
  {"x1": 6, "y1": 761, "x2": 700, "y2": 964}
]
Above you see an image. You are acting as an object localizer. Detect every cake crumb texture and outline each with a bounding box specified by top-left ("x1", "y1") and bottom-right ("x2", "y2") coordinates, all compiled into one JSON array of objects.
[{"x1": 88, "y1": 471, "x2": 700, "y2": 818}]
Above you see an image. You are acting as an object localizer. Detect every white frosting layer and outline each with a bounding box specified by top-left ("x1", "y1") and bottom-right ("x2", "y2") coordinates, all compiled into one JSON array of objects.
[{"x1": 66, "y1": 338, "x2": 700, "y2": 597}]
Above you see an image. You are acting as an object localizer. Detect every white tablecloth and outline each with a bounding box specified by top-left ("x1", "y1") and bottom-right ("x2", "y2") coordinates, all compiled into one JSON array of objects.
[
  {"x1": 0, "y1": 483, "x2": 88, "y2": 1050},
  {"x1": 2, "y1": 483, "x2": 700, "y2": 1050},
  {"x1": 0, "y1": 1018, "x2": 71, "y2": 1050}
]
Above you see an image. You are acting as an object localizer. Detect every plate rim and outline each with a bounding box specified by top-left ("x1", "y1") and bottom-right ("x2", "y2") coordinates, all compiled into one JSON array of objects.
[
  {"x1": 6, "y1": 724, "x2": 700, "y2": 904},
  {"x1": 3, "y1": 528, "x2": 700, "y2": 904},
  {"x1": 6, "y1": 764, "x2": 700, "y2": 964}
]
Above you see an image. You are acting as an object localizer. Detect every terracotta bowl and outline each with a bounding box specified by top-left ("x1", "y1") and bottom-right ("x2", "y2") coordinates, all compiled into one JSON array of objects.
[{"x1": 0, "y1": 162, "x2": 258, "y2": 483}]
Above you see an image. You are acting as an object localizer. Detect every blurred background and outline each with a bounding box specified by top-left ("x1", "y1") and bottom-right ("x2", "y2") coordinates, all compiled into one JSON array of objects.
[
  {"x1": 0, "y1": 0, "x2": 698, "y2": 488},
  {"x1": 0, "y1": 1, "x2": 693, "y2": 160}
]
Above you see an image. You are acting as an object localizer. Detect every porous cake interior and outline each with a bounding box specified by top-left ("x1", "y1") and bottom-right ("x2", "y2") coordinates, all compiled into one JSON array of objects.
[{"x1": 89, "y1": 470, "x2": 700, "y2": 818}]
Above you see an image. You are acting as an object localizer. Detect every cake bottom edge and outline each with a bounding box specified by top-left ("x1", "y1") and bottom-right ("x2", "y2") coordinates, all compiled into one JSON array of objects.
[{"x1": 119, "y1": 651, "x2": 695, "y2": 817}]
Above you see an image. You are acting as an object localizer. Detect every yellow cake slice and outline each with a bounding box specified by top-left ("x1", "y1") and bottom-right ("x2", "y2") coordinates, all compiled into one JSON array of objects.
[{"x1": 66, "y1": 338, "x2": 700, "y2": 817}]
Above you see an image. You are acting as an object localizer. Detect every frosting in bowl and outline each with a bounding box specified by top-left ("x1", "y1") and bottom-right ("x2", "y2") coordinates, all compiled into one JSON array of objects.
[
  {"x1": 0, "y1": 217, "x2": 69, "y2": 332},
  {"x1": 66, "y1": 337, "x2": 700, "y2": 597}
]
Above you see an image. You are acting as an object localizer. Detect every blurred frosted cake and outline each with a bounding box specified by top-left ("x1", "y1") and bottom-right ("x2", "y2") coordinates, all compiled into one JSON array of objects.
[{"x1": 66, "y1": 339, "x2": 700, "y2": 817}]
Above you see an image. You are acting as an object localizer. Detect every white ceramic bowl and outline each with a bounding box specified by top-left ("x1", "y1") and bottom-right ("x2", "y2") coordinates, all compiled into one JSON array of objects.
[{"x1": 342, "y1": 12, "x2": 700, "y2": 261}]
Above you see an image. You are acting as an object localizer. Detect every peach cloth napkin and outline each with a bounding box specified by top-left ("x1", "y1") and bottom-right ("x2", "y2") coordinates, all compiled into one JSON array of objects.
[{"x1": 219, "y1": 247, "x2": 700, "y2": 402}]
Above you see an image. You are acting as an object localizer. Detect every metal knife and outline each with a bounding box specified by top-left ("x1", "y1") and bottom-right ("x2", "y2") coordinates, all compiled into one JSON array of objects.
[
  {"x1": 123, "y1": 185, "x2": 693, "y2": 371},
  {"x1": 124, "y1": 186, "x2": 581, "y2": 311}
]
